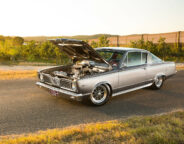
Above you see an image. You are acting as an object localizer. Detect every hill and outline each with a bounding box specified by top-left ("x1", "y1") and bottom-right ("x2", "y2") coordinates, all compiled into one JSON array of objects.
[{"x1": 23, "y1": 34, "x2": 117, "y2": 42}]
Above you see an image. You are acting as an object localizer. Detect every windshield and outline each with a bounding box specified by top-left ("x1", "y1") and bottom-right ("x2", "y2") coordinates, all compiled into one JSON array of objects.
[{"x1": 96, "y1": 49, "x2": 125, "y2": 67}]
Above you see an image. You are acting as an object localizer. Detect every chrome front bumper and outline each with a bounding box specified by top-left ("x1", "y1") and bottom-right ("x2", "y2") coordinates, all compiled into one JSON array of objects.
[{"x1": 36, "y1": 82, "x2": 89, "y2": 101}]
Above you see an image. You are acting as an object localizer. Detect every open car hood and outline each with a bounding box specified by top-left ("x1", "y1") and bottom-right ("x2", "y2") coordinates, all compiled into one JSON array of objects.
[{"x1": 49, "y1": 38, "x2": 111, "y2": 68}]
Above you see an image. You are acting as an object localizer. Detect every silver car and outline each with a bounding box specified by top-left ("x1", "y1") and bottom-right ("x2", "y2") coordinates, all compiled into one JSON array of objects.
[{"x1": 36, "y1": 39, "x2": 176, "y2": 106}]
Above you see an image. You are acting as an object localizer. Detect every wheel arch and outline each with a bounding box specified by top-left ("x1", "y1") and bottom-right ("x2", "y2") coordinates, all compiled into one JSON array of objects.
[
  {"x1": 154, "y1": 73, "x2": 166, "y2": 81},
  {"x1": 93, "y1": 81, "x2": 112, "y2": 97}
]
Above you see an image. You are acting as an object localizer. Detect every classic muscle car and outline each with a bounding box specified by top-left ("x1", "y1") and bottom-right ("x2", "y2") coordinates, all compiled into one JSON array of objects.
[{"x1": 36, "y1": 38, "x2": 176, "y2": 106}]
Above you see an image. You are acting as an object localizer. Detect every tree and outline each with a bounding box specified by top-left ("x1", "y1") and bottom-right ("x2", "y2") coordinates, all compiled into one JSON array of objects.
[
  {"x1": 13, "y1": 37, "x2": 24, "y2": 46},
  {"x1": 130, "y1": 38, "x2": 163, "y2": 57},
  {"x1": 145, "y1": 40, "x2": 158, "y2": 55},
  {"x1": 129, "y1": 41, "x2": 137, "y2": 48},
  {"x1": 84, "y1": 40, "x2": 89, "y2": 44},
  {"x1": 2, "y1": 39, "x2": 20, "y2": 61},
  {"x1": 157, "y1": 37, "x2": 171, "y2": 60},
  {"x1": 90, "y1": 41, "x2": 98, "y2": 48},
  {"x1": 130, "y1": 38, "x2": 147, "y2": 50},
  {"x1": 55, "y1": 46, "x2": 71, "y2": 65},
  {"x1": 21, "y1": 40, "x2": 38, "y2": 61},
  {"x1": 39, "y1": 41, "x2": 56, "y2": 60},
  {"x1": 98, "y1": 35, "x2": 109, "y2": 47},
  {"x1": 0, "y1": 35, "x2": 5, "y2": 41}
]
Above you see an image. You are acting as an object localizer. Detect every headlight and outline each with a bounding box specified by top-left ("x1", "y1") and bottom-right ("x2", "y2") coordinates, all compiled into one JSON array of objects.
[
  {"x1": 72, "y1": 81, "x2": 77, "y2": 91},
  {"x1": 40, "y1": 73, "x2": 44, "y2": 82},
  {"x1": 37, "y1": 72, "x2": 40, "y2": 79}
]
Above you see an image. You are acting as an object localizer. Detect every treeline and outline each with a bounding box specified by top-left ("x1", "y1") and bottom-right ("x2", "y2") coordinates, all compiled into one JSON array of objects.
[
  {"x1": 23, "y1": 34, "x2": 115, "y2": 42},
  {"x1": 0, "y1": 35, "x2": 183, "y2": 65},
  {"x1": 0, "y1": 36, "x2": 70, "y2": 64},
  {"x1": 129, "y1": 37, "x2": 184, "y2": 61},
  {"x1": 90, "y1": 35, "x2": 110, "y2": 48},
  {"x1": 0, "y1": 35, "x2": 110, "y2": 64},
  {"x1": 91, "y1": 36, "x2": 184, "y2": 61}
]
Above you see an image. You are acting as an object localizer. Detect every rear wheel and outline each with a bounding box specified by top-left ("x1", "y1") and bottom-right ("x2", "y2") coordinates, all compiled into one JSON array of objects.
[
  {"x1": 151, "y1": 76, "x2": 164, "y2": 89},
  {"x1": 90, "y1": 85, "x2": 110, "y2": 106}
]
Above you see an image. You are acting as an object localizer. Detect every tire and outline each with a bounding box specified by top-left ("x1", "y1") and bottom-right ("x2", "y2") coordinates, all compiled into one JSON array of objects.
[
  {"x1": 151, "y1": 76, "x2": 164, "y2": 89},
  {"x1": 89, "y1": 84, "x2": 110, "y2": 106}
]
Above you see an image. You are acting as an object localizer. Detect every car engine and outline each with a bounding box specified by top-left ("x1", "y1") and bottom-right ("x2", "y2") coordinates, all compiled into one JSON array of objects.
[{"x1": 52, "y1": 60, "x2": 109, "y2": 79}]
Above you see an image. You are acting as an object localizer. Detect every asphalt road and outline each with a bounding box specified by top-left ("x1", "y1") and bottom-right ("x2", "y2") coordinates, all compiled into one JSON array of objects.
[{"x1": 0, "y1": 71, "x2": 184, "y2": 136}]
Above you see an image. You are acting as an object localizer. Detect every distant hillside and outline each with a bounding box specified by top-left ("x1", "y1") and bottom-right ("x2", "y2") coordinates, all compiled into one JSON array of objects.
[
  {"x1": 23, "y1": 34, "x2": 117, "y2": 42},
  {"x1": 23, "y1": 36, "x2": 61, "y2": 42},
  {"x1": 6, "y1": 31, "x2": 184, "y2": 46}
]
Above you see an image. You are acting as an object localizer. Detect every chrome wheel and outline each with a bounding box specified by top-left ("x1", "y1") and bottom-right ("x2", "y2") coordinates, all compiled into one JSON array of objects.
[
  {"x1": 151, "y1": 76, "x2": 164, "y2": 89},
  {"x1": 155, "y1": 76, "x2": 163, "y2": 88},
  {"x1": 90, "y1": 85, "x2": 108, "y2": 105}
]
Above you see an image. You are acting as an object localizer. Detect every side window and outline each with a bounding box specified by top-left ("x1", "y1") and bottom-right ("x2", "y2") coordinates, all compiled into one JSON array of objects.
[
  {"x1": 148, "y1": 53, "x2": 162, "y2": 64},
  {"x1": 142, "y1": 53, "x2": 147, "y2": 64},
  {"x1": 127, "y1": 52, "x2": 142, "y2": 67}
]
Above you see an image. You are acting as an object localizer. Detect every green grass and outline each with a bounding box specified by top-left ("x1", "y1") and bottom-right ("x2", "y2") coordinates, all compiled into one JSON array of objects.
[{"x1": 0, "y1": 110, "x2": 184, "y2": 144}]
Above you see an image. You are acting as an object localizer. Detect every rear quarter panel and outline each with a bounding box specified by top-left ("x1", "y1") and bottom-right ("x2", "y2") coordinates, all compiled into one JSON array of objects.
[
  {"x1": 164, "y1": 62, "x2": 176, "y2": 76},
  {"x1": 146, "y1": 62, "x2": 176, "y2": 80}
]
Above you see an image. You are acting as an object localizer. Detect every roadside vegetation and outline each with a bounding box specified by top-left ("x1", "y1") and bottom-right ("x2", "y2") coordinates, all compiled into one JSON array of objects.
[
  {"x1": 129, "y1": 37, "x2": 184, "y2": 62},
  {"x1": 0, "y1": 35, "x2": 184, "y2": 66},
  {"x1": 0, "y1": 110, "x2": 184, "y2": 144},
  {"x1": 0, "y1": 35, "x2": 183, "y2": 80},
  {"x1": 0, "y1": 36, "x2": 71, "y2": 65}
]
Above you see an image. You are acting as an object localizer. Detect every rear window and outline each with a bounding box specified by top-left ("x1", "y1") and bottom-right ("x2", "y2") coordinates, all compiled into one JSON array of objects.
[{"x1": 148, "y1": 53, "x2": 162, "y2": 64}]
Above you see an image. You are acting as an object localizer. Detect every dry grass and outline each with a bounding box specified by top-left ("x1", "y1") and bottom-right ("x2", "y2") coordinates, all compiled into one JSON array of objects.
[
  {"x1": 0, "y1": 110, "x2": 184, "y2": 144},
  {"x1": 176, "y1": 65, "x2": 184, "y2": 71},
  {"x1": 0, "y1": 70, "x2": 37, "y2": 80}
]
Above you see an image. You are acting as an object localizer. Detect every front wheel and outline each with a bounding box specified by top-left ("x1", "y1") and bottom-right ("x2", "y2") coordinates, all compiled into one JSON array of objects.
[
  {"x1": 151, "y1": 76, "x2": 164, "y2": 89},
  {"x1": 90, "y1": 85, "x2": 110, "y2": 106}
]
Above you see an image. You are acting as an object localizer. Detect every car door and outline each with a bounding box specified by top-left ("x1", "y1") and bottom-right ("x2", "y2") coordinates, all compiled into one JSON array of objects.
[{"x1": 117, "y1": 51, "x2": 148, "y2": 92}]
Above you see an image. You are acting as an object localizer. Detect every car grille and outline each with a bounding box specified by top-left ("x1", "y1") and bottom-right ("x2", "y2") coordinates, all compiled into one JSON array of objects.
[
  {"x1": 42, "y1": 74, "x2": 72, "y2": 89},
  {"x1": 43, "y1": 74, "x2": 51, "y2": 83},
  {"x1": 60, "y1": 78, "x2": 72, "y2": 89}
]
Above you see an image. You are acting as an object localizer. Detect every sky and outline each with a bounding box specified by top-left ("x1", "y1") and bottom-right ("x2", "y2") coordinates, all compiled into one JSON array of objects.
[{"x1": 0, "y1": 0, "x2": 184, "y2": 36}]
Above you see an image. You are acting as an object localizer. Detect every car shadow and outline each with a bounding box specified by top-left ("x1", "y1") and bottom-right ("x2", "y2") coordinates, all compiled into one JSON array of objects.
[{"x1": 54, "y1": 88, "x2": 171, "y2": 118}]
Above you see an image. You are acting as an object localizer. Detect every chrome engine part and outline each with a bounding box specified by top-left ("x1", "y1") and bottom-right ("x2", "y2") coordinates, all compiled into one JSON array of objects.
[
  {"x1": 52, "y1": 60, "x2": 108, "y2": 79},
  {"x1": 53, "y1": 71, "x2": 68, "y2": 78}
]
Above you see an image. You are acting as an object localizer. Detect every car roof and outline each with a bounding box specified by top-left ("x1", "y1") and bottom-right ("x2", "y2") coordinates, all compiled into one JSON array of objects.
[{"x1": 95, "y1": 47, "x2": 148, "y2": 52}]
